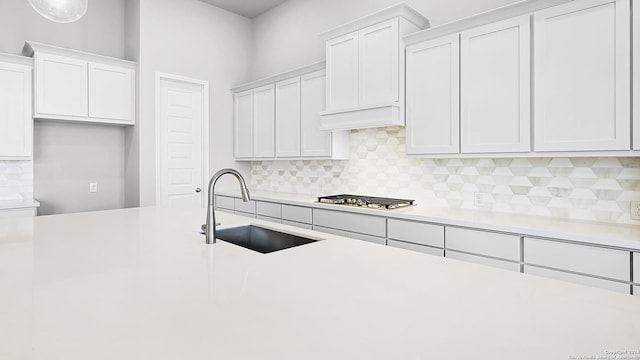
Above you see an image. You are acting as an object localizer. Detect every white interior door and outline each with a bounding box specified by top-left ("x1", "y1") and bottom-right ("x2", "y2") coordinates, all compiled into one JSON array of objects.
[{"x1": 157, "y1": 74, "x2": 208, "y2": 208}]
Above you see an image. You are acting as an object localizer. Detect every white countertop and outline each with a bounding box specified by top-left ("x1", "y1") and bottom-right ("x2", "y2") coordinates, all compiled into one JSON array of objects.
[
  {"x1": 216, "y1": 189, "x2": 640, "y2": 250},
  {"x1": 0, "y1": 198, "x2": 40, "y2": 210},
  {"x1": 0, "y1": 206, "x2": 638, "y2": 359}
]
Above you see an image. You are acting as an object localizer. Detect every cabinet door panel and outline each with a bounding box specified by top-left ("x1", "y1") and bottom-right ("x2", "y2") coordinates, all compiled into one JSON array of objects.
[
  {"x1": 234, "y1": 198, "x2": 256, "y2": 214},
  {"x1": 533, "y1": 0, "x2": 630, "y2": 151},
  {"x1": 0, "y1": 62, "x2": 32, "y2": 158},
  {"x1": 405, "y1": 34, "x2": 460, "y2": 155},
  {"x1": 256, "y1": 201, "x2": 282, "y2": 218},
  {"x1": 388, "y1": 239, "x2": 444, "y2": 257},
  {"x1": 313, "y1": 209, "x2": 385, "y2": 237},
  {"x1": 525, "y1": 265, "x2": 630, "y2": 293},
  {"x1": 35, "y1": 53, "x2": 88, "y2": 117},
  {"x1": 301, "y1": 70, "x2": 332, "y2": 157},
  {"x1": 446, "y1": 227, "x2": 521, "y2": 261},
  {"x1": 214, "y1": 195, "x2": 235, "y2": 210},
  {"x1": 281, "y1": 205, "x2": 312, "y2": 224},
  {"x1": 88, "y1": 63, "x2": 133, "y2": 121},
  {"x1": 634, "y1": 253, "x2": 639, "y2": 284},
  {"x1": 387, "y1": 219, "x2": 444, "y2": 248},
  {"x1": 234, "y1": 90, "x2": 253, "y2": 158},
  {"x1": 275, "y1": 77, "x2": 301, "y2": 157},
  {"x1": 282, "y1": 220, "x2": 313, "y2": 230},
  {"x1": 524, "y1": 237, "x2": 630, "y2": 281},
  {"x1": 253, "y1": 84, "x2": 275, "y2": 158},
  {"x1": 326, "y1": 32, "x2": 359, "y2": 110},
  {"x1": 461, "y1": 15, "x2": 530, "y2": 153},
  {"x1": 358, "y1": 19, "x2": 399, "y2": 106},
  {"x1": 446, "y1": 250, "x2": 521, "y2": 272}
]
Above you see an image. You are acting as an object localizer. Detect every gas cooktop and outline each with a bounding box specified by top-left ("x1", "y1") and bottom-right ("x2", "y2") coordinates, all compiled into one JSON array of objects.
[{"x1": 317, "y1": 194, "x2": 415, "y2": 210}]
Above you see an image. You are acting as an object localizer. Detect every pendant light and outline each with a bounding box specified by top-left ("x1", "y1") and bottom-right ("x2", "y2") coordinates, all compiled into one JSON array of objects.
[{"x1": 28, "y1": 0, "x2": 88, "y2": 23}]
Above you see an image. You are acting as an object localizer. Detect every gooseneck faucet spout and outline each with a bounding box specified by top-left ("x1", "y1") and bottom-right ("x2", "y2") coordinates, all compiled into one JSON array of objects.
[{"x1": 205, "y1": 168, "x2": 250, "y2": 244}]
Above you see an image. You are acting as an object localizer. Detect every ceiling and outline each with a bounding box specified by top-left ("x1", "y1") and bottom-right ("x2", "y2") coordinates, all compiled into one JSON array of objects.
[{"x1": 199, "y1": 0, "x2": 287, "y2": 18}]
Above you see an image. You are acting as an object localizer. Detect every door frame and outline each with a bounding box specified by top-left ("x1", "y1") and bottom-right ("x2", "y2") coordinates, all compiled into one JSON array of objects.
[{"x1": 154, "y1": 72, "x2": 210, "y2": 207}]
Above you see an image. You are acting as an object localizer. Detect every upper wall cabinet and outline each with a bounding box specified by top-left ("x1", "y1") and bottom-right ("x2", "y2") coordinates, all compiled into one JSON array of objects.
[
  {"x1": 22, "y1": 42, "x2": 135, "y2": 126},
  {"x1": 533, "y1": 0, "x2": 630, "y2": 152},
  {"x1": 232, "y1": 62, "x2": 349, "y2": 161},
  {"x1": 460, "y1": 15, "x2": 530, "y2": 154},
  {"x1": 319, "y1": 4, "x2": 429, "y2": 131},
  {"x1": 0, "y1": 54, "x2": 33, "y2": 159}
]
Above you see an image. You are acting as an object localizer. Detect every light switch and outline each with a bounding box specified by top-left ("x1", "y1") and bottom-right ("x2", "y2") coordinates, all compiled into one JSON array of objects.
[{"x1": 89, "y1": 182, "x2": 98, "y2": 193}]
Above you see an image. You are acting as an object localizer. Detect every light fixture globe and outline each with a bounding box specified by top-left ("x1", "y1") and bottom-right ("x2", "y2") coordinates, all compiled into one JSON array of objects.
[{"x1": 28, "y1": 0, "x2": 88, "y2": 23}]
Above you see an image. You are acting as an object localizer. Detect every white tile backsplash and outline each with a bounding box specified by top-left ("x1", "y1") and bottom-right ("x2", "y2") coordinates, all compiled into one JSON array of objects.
[
  {"x1": 0, "y1": 161, "x2": 33, "y2": 201},
  {"x1": 251, "y1": 127, "x2": 640, "y2": 225}
]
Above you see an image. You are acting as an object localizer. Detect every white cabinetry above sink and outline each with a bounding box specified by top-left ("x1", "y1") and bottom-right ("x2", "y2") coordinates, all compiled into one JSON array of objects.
[{"x1": 23, "y1": 41, "x2": 135, "y2": 126}]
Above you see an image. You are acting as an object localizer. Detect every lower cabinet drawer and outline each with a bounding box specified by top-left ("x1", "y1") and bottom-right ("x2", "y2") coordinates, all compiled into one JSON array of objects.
[
  {"x1": 234, "y1": 211, "x2": 256, "y2": 219},
  {"x1": 387, "y1": 239, "x2": 444, "y2": 257},
  {"x1": 446, "y1": 250, "x2": 520, "y2": 272},
  {"x1": 634, "y1": 253, "x2": 639, "y2": 283},
  {"x1": 0, "y1": 208, "x2": 37, "y2": 217},
  {"x1": 282, "y1": 205, "x2": 312, "y2": 224},
  {"x1": 446, "y1": 227, "x2": 521, "y2": 261},
  {"x1": 388, "y1": 219, "x2": 444, "y2": 248},
  {"x1": 524, "y1": 265, "x2": 630, "y2": 294},
  {"x1": 313, "y1": 225, "x2": 345, "y2": 237},
  {"x1": 313, "y1": 225, "x2": 385, "y2": 245},
  {"x1": 256, "y1": 201, "x2": 281, "y2": 218},
  {"x1": 635, "y1": 286, "x2": 639, "y2": 296},
  {"x1": 234, "y1": 198, "x2": 256, "y2": 214},
  {"x1": 524, "y1": 237, "x2": 630, "y2": 281},
  {"x1": 282, "y1": 220, "x2": 312, "y2": 230},
  {"x1": 257, "y1": 215, "x2": 281, "y2": 224},
  {"x1": 215, "y1": 195, "x2": 235, "y2": 210},
  {"x1": 313, "y1": 209, "x2": 385, "y2": 237}
]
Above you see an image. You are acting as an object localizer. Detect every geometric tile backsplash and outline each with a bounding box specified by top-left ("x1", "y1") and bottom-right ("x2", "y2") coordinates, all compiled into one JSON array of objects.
[
  {"x1": 251, "y1": 126, "x2": 640, "y2": 225},
  {"x1": 0, "y1": 160, "x2": 34, "y2": 201}
]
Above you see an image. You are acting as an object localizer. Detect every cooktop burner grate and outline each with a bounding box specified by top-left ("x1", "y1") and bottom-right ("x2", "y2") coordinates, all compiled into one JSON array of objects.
[{"x1": 317, "y1": 194, "x2": 415, "y2": 210}]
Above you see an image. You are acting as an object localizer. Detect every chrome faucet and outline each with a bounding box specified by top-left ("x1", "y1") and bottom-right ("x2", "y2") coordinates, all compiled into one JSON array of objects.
[{"x1": 204, "y1": 168, "x2": 250, "y2": 244}]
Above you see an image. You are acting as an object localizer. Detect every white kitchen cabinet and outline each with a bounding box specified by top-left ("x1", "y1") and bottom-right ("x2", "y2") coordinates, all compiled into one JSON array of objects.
[
  {"x1": 88, "y1": 62, "x2": 133, "y2": 121},
  {"x1": 0, "y1": 55, "x2": 32, "y2": 159},
  {"x1": 25, "y1": 42, "x2": 135, "y2": 125},
  {"x1": 633, "y1": 1, "x2": 640, "y2": 150},
  {"x1": 281, "y1": 204, "x2": 312, "y2": 225},
  {"x1": 405, "y1": 34, "x2": 460, "y2": 155},
  {"x1": 256, "y1": 201, "x2": 282, "y2": 219},
  {"x1": 282, "y1": 220, "x2": 313, "y2": 230},
  {"x1": 214, "y1": 195, "x2": 235, "y2": 211},
  {"x1": 387, "y1": 219, "x2": 444, "y2": 248},
  {"x1": 634, "y1": 286, "x2": 639, "y2": 296},
  {"x1": 446, "y1": 227, "x2": 521, "y2": 261},
  {"x1": 275, "y1": 77, "x2": 301, "y2": 157},
  {"x1": 300, "y1": 70, "x2": 349, "y2": 158},
  {"x1": 632, "y1": 252, "x2": 639, "y2": 284},
  {"x1": 533, "y1": 0, "x2": 630, "y2": 152},
  {"x1": 460, "y1": 15, "x2": 530, "y2": 153},
  {"x1": 326, "y1": 32, "x2": 359, "y2": 111},
  {"x1": 234, "y1": 198, "x2": 256, "y2": 214},
  {"x1": 233, "y1": 90, "x2": 253, "y2": 159},
  {"x1": 387, "y1": 239, "x2": 444, "y2": 257},
  {"x1": 313, "y1": 208, "x2": 386, "y2": 238},
  {"x1": 320, "y1": 4, "x2": 428, "y2": 131},
  {"x1": 253, "y1": 84, "x2": 276, "y2": 158},
  {"x1": 35, "y1": 52, "x2": 88, "y2": 118},
  {"x1": 257, "y1": 215, "x2": 281, "y2": 224},
  {"x1": 313, "y1": 225, "x2": 385, "y2": 245},
  {"x1": 524, "y1": 237, "x2": 630, "y2": 281},
  {"x1": 524, "y1": 265, "x2": 630, "y2": 294},
  {"x1": 446, "y1": 250, "x2": 521, "y2": 272}
]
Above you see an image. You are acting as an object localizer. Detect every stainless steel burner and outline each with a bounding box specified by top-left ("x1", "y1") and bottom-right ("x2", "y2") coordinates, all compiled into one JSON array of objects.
[{"x1": 317, "y1": 194, "x2": 415, "y2": 210}]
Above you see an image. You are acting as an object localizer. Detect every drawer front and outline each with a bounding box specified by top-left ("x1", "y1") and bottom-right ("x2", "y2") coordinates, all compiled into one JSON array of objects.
[
  {"x1": 446, "y1": 250, "x2": 520, "y2": 272},
  {"x1": 524, "y1": 265, "x2": 630, "y2": 294},
  {"x1": 446, "y1": 227, "x2": 520, "y2": 261},
  {"x1": 0, "y1": 208, "x2": 36, "y2": 218},
  {"x1": 524, "y1": 237, "x2": 630, "y2": 281},
  {"x1": 388, "y1": 219, "x2": 444, "y2": 248},
  {"x1": 634, "y1": 253, "x2": 639, "y2": 284},
  {"x1": 234, "y1": 211, "x2": 256, "y2": 219},
  {"x1": 346, "y1": 231, "x2": 386, "y2": 245},
  {"x1": 256, "y1": 201, "x2": 281, "y2": 218},
  {"x1": 282, "y1": 220, "x2": 312, "y2": 230},
  {"x1": 313, "y1": 209, "x2": 385, "y2": 237},
  {"x1": 388, "y1": 239, "x2": 444, "y2": 257},
  {"x1": 282, "y1": 205, "x2": 312, "y2": 224},
  {"x1": 257, "y1": 215, "x2": 281, "y2": 224},
  {"x1": 215, "y1": 195, "x2": 235, "y2": 210},
  {"x1": 635, "y1": 286, "x2": 639, "y2": 296},
  {"x1": 312, "y1": 225, "x2": 346, "y2": 237},
  {"x1": 234, "y1": 198, "x2": 256, "y2": 214}
]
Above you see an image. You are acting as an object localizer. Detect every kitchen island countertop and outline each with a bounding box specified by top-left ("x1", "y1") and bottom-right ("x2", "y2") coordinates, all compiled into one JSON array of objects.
[{"x1": 0, "y1": 207, "x2": 638, "y2": 359}]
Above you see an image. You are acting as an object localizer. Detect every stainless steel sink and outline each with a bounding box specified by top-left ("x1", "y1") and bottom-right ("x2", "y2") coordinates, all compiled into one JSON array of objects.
[{"x1": 215, "y1": 225, "x2": 318, "y2": 253}]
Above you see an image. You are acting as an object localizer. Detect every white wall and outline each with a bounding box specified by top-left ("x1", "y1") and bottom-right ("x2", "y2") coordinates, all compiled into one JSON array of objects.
[
  {"x1": 250, "y1": 0, "x2": 520, "y2": 78},
  {"x1": 136, "y1": 0, "x2": 252, "y2": 206},
  {"x1": 0, "y1": 0, "x2": 127, "y2": 215}
]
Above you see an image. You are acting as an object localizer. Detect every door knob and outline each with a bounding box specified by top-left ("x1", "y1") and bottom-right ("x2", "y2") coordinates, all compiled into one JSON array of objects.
[{"x1": 195, "y1": 188, "x2": 202, "y2": 193}]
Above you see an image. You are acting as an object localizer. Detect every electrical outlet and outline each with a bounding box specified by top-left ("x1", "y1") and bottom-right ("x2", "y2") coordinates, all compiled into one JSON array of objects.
[
  {"x1": 474, "y1": 192, "x2": 483, "y2": 208},
  {"x1": 631, "y1": 201, "x2": 640, "y2": 220},
  {"x1": 89, "y1": 182, "x2": 98, "y2": 193}
]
